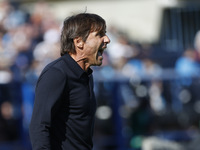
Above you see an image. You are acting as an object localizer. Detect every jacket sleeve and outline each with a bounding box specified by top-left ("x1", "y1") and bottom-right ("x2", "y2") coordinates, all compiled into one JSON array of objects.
[{"x1": 29, "y1": 67, "x2": 67, "y2": 150}]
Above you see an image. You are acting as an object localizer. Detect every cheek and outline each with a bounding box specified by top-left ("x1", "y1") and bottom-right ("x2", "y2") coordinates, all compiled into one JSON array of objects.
[
  {"x1": 85, "y1": 39, "x2": 101, "y2": 56},
  {"x1": 85, "y1": 48, "x2": 97, "y2": 58},
  {"x1": 87, "y1": 43, "x2": 96, "y2": 52},
  {"x1": 89, "y1": 45, "x2": 99, "y2": 55}
]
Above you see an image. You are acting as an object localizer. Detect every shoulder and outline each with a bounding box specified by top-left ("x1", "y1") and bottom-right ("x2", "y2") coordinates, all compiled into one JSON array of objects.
[
  {"x1": 38, "y1": 57, "x2": 69, "y2": 82},
  {"x1": 42, "y1": 56, "x2": 70, "y2": 75}
]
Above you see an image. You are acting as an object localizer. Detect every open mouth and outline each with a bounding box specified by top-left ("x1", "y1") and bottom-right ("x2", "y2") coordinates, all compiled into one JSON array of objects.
[
  {"x1": 98, "y1": 48, "x2": 104, "y2": 56},
  {"x1": 98, "y1": 45, "x2": 107, "y2": 56},
  {"x1": 97, "y1": 49, "x2": 104, "y2": 61},
  {"x1": 97, "y1": 44, "x2": 107, "y2": 60}
]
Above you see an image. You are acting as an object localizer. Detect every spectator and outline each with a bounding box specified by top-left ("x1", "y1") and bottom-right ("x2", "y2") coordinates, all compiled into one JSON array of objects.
[{"x1": 175, "y1": 48, "x2": 200, "y2": 77}]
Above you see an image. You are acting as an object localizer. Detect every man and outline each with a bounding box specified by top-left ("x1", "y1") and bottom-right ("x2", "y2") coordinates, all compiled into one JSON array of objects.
[{"x1": 29, "y1": 13, "x2": 110, "y2": 150}]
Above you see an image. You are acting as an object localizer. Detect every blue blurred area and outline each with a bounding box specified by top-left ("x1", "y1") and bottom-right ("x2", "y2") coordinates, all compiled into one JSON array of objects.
[{"x1": 1, "y1": 1, "x2": 200, "y2": 150}]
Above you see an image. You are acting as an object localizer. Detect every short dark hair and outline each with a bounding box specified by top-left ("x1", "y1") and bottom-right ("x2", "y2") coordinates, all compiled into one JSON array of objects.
[{"x1": 60, "y1": 13, "x2": 106, "y2": 56}]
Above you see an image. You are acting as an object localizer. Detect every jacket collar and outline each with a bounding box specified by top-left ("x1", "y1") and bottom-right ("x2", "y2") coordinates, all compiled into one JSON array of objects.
[{"x1": 62, "y1": 53, "x2": 93, "y2": 78}]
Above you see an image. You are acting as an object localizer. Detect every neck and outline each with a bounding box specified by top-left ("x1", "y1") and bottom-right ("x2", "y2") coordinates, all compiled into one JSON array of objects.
[{"x1": 69, "y1": 53, "x2": 90, "y2": 72}]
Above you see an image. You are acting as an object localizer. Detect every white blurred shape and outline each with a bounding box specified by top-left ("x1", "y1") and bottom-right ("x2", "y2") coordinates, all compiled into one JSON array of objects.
[
  {"x1": 179, "y1": 89, "x2": 191, "y2": 104},
  {"x1": 96, "y1": 106, "x2": 112, "y2": 120},
  {"x1": 135, "y1": 85, "x2": 148, "y2": 97},
  {"x1": 0, "y1": 70, "x2": 12, "y2": 84}
]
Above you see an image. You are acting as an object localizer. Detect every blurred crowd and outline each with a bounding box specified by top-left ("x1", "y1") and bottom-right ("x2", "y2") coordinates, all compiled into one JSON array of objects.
[
  {"x1": 0, "y1": 1, "x2": 61, "y2": 148},
  {"x1": 1, "y1": 1, "x2": 200, "y2": 150}
]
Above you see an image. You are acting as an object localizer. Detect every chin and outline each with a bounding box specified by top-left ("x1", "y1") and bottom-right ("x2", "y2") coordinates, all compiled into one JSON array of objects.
[{"x1": 98, "y1": 63, "x2": 102, "y2": 66}]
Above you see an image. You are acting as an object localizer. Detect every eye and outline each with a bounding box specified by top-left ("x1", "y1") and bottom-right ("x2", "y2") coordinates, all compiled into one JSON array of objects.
[{"x1": 97, "y1": 31, "x2": 106, "y2": 37}]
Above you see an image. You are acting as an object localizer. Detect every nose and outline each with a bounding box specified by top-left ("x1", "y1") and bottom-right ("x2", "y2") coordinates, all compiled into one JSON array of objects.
[{"x1": 104, "y1": 35, "x2": 110, "y2": 44}]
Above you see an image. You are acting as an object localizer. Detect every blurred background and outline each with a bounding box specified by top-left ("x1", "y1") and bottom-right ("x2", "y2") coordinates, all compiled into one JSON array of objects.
[{"x1": 1, "y1": 0, "x2": 200, "y2": 149}]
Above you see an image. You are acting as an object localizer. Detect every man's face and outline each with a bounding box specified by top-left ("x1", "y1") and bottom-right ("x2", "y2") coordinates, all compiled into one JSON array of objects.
[{"x1": 83, "y1": 31, "x2": 110, "y2": 66}]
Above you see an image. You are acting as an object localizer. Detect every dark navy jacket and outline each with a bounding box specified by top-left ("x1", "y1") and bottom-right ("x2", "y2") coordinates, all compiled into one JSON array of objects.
[{"x1": 29, "y1": 53, "x2": 96, "y2": 150}]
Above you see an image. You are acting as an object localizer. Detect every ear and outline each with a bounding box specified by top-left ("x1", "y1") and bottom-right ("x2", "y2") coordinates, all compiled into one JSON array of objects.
[{"x1": 74, "y1": 37, "x2": 84, "y2": 49}]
